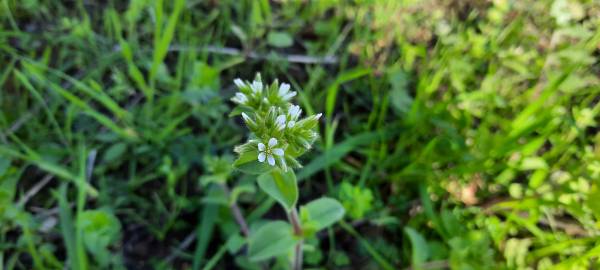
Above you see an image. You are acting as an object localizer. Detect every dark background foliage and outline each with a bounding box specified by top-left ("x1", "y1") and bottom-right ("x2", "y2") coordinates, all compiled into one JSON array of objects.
[{"x1": 1, "y1": 0, "x2": 599, "y2": 269}]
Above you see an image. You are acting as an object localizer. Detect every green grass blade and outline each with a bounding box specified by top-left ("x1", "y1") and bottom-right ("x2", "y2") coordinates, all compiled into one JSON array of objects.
[
  {"x1": 56, "y1": 184, "x2": 81, "y2": 270},
  {"x1": 150, "y1": 0, "x2": 185, "y2": 85},
  {"x1": 192, "y1": 196, "x2": 219, "y2": 270}
]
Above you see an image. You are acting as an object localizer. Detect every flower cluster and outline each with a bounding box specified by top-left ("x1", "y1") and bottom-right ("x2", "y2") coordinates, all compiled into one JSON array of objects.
[{"x1": 232, "y1": 74, "x2": 322, "y2": 172}]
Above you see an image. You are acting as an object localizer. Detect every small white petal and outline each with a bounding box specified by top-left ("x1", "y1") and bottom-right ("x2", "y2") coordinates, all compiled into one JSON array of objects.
[
  {"x1": 287, "y1": 121, "x2": 295, "y2": 128},
  {"x1": 258, "y1": 152, "x2": 266, "y2": 162},
  {"x1": 268, "y1": 138, "x2": 278, "y2": 147},
  {"x1": 251, "y1": 81, "x2": 263, "y2": 94},
  {"x1": 278, "y1": 83, "x2": 290, "y2": 96},
  {"x1": 241, "y1": 112, "x2": 250, "y2": 121},
  {"x1": 315, "y1": 113, "x2": 322, "y2": 120},
  {"x1": 272, "y1": 148, "x2": 284, "y2": 156},
  {"x1": 234, "y1": 93, "x2": 248, "y2": 103},
  {"x1": 234, "y1": 78, "x2": 244, "y2": 88},
  {"x1": 289, "y1": 105, "x2": 301, "y2": 119},
  {"x1": 258, "y1": 143, "x2": 265, "y2": 151},
  {"x1": 276, "y1": 115, "x2": 286, "y2": 130},
  {"x1": 267, "y1": 155, "x2": 275, "y2": 166},
  {"x1": 282, "y1": 91, "x2": 296, "y2": 100}
]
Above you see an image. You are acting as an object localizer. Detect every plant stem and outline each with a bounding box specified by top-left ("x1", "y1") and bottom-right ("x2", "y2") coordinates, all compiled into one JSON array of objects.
[
  {"x1": 288, "y1": 208, "x2": 303, "y2": 270},
  {"x1": 220, "y1": 184, "x2": 250, "y2": 238},
  {"x1": 289, "y1": 208, "x2": 302, "y2": 235}
]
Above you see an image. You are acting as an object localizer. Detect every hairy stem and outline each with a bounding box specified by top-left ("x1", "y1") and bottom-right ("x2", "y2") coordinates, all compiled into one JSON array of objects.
[
  {"x1": 289, "y1": 208, "x2": 303, "y2": 270},
  {"x1": 220, "y1": 183, "x2": 250, "y2": 238}
]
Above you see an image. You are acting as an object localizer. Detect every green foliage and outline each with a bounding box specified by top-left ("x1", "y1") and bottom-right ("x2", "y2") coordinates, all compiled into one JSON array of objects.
[
  {"x1": 300, "y1": 197, "x2": 345, "y2": 234},
  {"x1": 248, "y1": 221, "x2": 298, "y2": 262},
  {"x1": 200, "y1": 155, "x2": 234, "y2": 186},
  {"x1": 1, "y1": 0, "x2": 599, "y2": 269},
  {"x1": 338, "y1": 181, "x2": 373, "y2": 220},
  {"x1": 79, "y1": 210, "x2": 122, "y2": 267},
  {"x1": 404, "y1": 227, "x2": 429, "y2": 269},
  {"x1": 257, "y1": 169, "x2": 298, "y2": 211}
]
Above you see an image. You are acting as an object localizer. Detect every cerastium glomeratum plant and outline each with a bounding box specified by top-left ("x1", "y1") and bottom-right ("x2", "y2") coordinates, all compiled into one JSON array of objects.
[{"x1": 230, "y1": 74, "x2": 345, "y2": 269}]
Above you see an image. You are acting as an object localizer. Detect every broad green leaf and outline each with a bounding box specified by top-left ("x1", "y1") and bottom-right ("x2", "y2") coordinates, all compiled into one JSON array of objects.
[
  {"x1": 404, "y1": 227, "x2": 430, "y2": 268},
  {"x1": 301, "y1": 197, "x2": 345, "y2": 231},
  {"x1": 226, "y1": 233, "x2": 246, "y2": 254},
  {"x1": 79, "y1": 210, "x2": 121, "y2": 267},
  {"x1": 257, "y1": 169, "x2": 298, "y2": 210},
  {"x1": 248, "y1": 221, "x2": 297, "y2": 261}
]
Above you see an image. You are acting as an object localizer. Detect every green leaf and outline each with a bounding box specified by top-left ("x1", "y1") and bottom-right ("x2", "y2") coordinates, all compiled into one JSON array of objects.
[
  {"x1": 229, "y1": 183, "x2": 256, "y2": 205},
  {"x1": 233, "y1": 150, "x2": 273, "y2": 175},
  {"x1": 56, "y1": 184, "x2": 84, "y2": 270},
  {"x1": 103, "y1": 143, "x2": 127, "y2": 163},
  {"x1": 248, "y1": 221, "x2": 298, "y2": 261},
  {"x1": 267, "y1": 31, "x2": 293, "y2": 48},
  {"x1": 79, "y1": 210, "x2": 121, "y2": 267},
  {"x1": 257, "y1": 169, "x2": 298, "y2": 210},
  {"x1": 301, "y1": 197, "x2": 345, "y2": 231},
  {"x1": 404, "y1": 227, "x2": 430, "y2": 268},
  {"x1": 389, "y1": 68, "x2": 413, "y2": 115},
  {"x1": 586, "y1": 185, "x2": 600, "y2": 219},
  {"x1": 226, "y1": 233, "x2": 246, "y2": 254},
  {"x1": 192, "y1": 192, "x2": 219, "y2": 269},
  {"x1": 235, "y1": 160, "x2": 273, "y2": 175}
]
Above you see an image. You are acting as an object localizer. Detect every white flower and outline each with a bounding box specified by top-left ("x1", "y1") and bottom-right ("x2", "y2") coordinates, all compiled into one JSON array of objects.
[
  {"x1": 275, "y1": 115, "x2": 287, "y2": 130},
  {"x1": 257, "y1": 138, "x2": 284, "y2": 166},
  {"x1": 288, "y1": 105, "x2": 302, "y2": 119},
  {"x1": 232, "y1": 92, "x2": 248, "y2": 104},
  {"x1": 277, "y1": 83, "x2": 296, "y2": 101},
  {"x1": 251, "y1": 80, "x2": 263, "y2": 94},
  {"x1": 234, "y1": 78, "x2": 245, "y2": 89},
  {"x1": 241, "y1": 112, "x2": 251, "y2": 122}
]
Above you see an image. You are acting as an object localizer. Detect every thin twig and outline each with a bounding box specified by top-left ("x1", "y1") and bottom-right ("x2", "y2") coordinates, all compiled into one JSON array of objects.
[
  {"x1": 164, "y1": 231, "x2": 197, "y2": 264},
  {"x1": 8, "y1": 106, "x2": 39, "y2": 133},
  {"x1": 220, "y1": 183, "x2": 250, "y2": 238},
  {"x1": 293, "y1": 240, "x2": 303, "y2": 270},
  {"x1": 18, "y1": 156, "x2": 74, "y2": 207},
  {"x1": 288, "y1": 208, "x2": 303, "y2": 270},
  {"x1": 111, "y1": 44, "x2": 338, "y2": 65},
  {"x1": 171, "y1": 45, "x2": 338, "y2": 65},
  {"x1": 86, "y1": 149, "x2": 97, "y2": 181},
  {"x1": 0, "y1": 105, "x2": 40, "y2": 144},
  {"x1": 17, "y1": 174, "x2": 54, "y2": 207}
]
